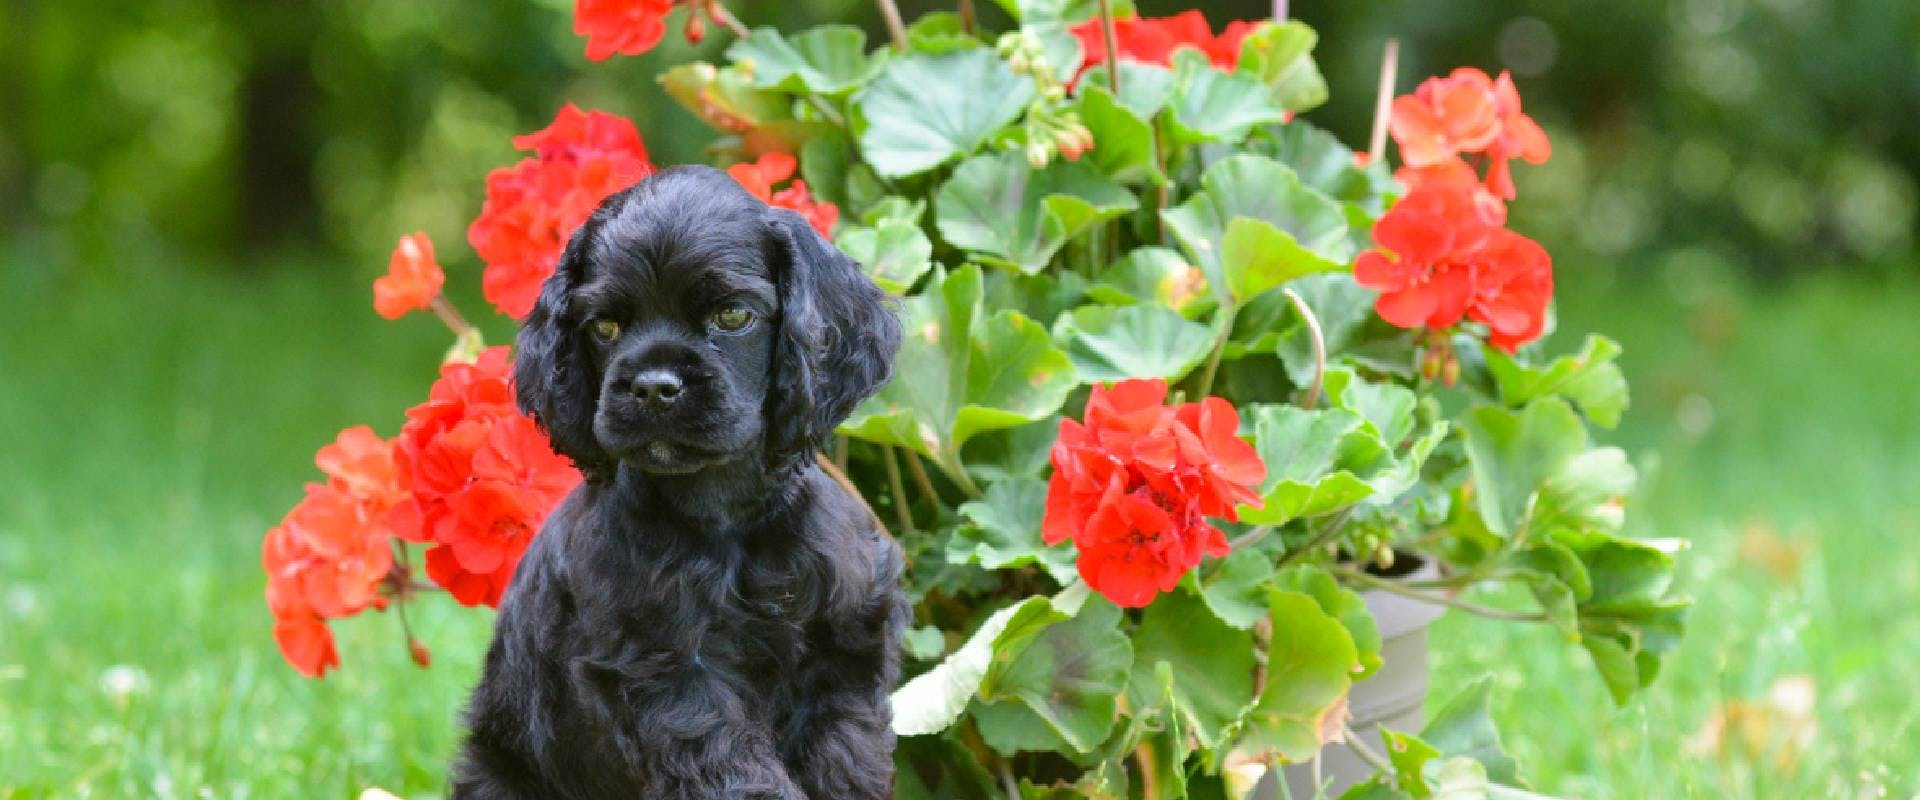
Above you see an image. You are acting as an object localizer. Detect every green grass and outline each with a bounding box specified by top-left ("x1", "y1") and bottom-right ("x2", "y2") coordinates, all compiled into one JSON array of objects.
[{"x1": 1, "y1": 259, "x2": 1915, "y2": 797}]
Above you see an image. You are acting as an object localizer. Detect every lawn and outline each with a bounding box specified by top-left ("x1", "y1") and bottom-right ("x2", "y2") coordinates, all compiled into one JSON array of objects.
[{"x1": 1, "y1": 259, "x2": 1914, "y2": 798}]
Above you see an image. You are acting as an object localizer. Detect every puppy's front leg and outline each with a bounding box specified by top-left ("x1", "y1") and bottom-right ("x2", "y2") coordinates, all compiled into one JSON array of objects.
[
  {"x1": 578, "y1": 660, "x2": 806, "y2": 800},
  {"x1": 782, "y1": 556, "x2": 908, "y2": 800}
]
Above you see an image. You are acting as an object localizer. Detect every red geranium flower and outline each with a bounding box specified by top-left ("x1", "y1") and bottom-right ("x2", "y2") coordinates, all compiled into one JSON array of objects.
[
  {"x1": 373, "y1": 233, "x2": 444, "y2": 320},
  {"x1": 1481, "y1": 71, "x2": 1551, "y2": 199},
  {"x1": 389, "y1": 347, "x2": 582, "y2": 607},
  {"x1": 727, "y1": 152, "x2": 839, "y2": 237},
  {"x1": 574, "y1": 0, "x2": 676, "y2": 61},
  {"x1": 1070, "y1": 11, "x2": 1254, "y2": 75},
  {"x1": 469, "y1": 105, "x2": 652, "y2": 318},
  {"x1": 1389, "y1": 68, "x2": 1551, "y2": 201},
  {"x1": 271, "y1": 612, "x2": 340, "y2": 679},
  {"x1": 1353, "y1": 182, "x2": 1554, "y2": 353},
  {"x1": 1394, "y1": 157, "x2": 1507, "y2": 227},
  {"x1": 1043, "y1": 379, "x2": 1266, "y2": 608},
  {"x1": 315, "y1": 425, "x2": 409, "y2": 513}
]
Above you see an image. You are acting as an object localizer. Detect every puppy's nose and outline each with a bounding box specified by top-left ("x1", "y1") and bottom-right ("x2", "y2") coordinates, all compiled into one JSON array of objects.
[{"x1": 630, "y1": 369, "x2": 684, "y2": 408}]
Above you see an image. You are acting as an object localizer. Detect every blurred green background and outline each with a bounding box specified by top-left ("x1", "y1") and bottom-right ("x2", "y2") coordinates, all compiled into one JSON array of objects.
[{"x1": 2, "y1": 0, "x2": 1917, "y2": 797}]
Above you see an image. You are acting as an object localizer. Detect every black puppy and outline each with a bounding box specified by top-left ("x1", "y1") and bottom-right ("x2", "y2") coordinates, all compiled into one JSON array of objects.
[{"x1": 450, "y1": 166, "x2": 906, "y2": 799}]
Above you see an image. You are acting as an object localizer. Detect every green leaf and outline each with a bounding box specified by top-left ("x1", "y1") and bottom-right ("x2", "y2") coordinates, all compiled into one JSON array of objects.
[
  {"x1": 1195, "y1": 548, "x2": 1275, "y2": 630},
  {"x1": 659, "y1": 61, "x2": 790, "y2": 132},
  {"x1": 1420, "y1": 677, "x2": 1524, "y2": 788},
  {"x1": 905, "y1": 11, "x2": 982, "y2": 54},
  {"x1": 1140, "y1": 662, "x2": 1192, "y2": 800},
  {"x1": 936, "y1": 151, "x2": 1139, "y2": 274},
  {"x1": 1088, "y1": 246, "x2": 1208, "y2": 312},
  {"x1": 961, "y1": 417, "x2": 1060, "y2": 483},
  {"x1": 1380, "y1": 728, "x2": 1442, "y2": 796},
  {"x1": 1423, "y1": 757, "x2": 1490, "y2": 800},
  {"x1": 1055, "y1": 303, "x2": 1217, "y2": 383},
  {"x1": 1076, "y1": 85, "x2": 1163, "y2": 184},
  {"x1": 1129, "y1": 588, "x2": 1254, "y2": 748},
  {"x1": 904, "y1": 625, "x2": 949, "y2": 660},
  {"x1": 891, "y1": 595, "x2": 1063, "y2": 736},
  {"x1": 1234, "y1": 20, "x2": 1328, "y2": 113},
  {"x1": 1083, "y1": 61, "x2": 1175, "y2": 119},
  {"x1": 727, "y1": 25, "x2": 882, "y2": 95},
  {"x1": 842, "y1": 266, "x2": 1077, "y2": 463},
  {"x1": 951, "y1": 476, "x2": 1079, "y2": 583},
  {"x1": 1162, "y1": 154, "x2": 1348, "y2": 308},
  {"x1": 1166, "y1": 49, "x2": 1290, "y2": 145},
  {"x1": 1484, "y1": 335, "x2": 1630, "y2": 429},
  {"x1": 854, "y1": 49, "x2": 1036, "y2": 178},
  {"x1": 1275, "y1": 565, "x2": 1382, "y2": 679},
  {"x1": 1255, "y1": 121, "x2": 1398, "y2": 213},
  {"x1": 979, "y1": 596, "x2": 1133, "y2": 753},
  {"x1": 835, "y1": 218, "x2": 933, "y2": 294},
  {"x1": 1240, "y1": 404, "x2": 1375, "y2": 526},
  {"x1": 1220, "y1": 216, "x2": 1343, "y2": 302},
  {"x1": 1459, "y1": 397, "x2": 1590, "y2": 536},
  {"x1": 1534, "y1": 447, "x2": 1636, "y2": 535},
  {"x1": 1232, "y1": 589, "x2": 1357, "y2": 764}
]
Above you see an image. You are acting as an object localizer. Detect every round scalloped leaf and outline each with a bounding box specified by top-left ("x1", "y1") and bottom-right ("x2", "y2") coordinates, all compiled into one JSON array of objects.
[
  {"x1": 979, "y1": 596, "x2": 1132, "y2": 753},
  {"x1": 1127, "y1": 587, "x2": 1253, "y2": 748},
  {"x1": 1234, "y1": 20, "x2": 1328, "y2": 113},
  {"x1": 1166, "y1": 49, "x2": 1289, "y2": 145},
  {"x1": 950, "y1": 476, "x2": 1078, "y2": 583},
  {"x1": 835, "y1": 218, "x2": 933, "y2": 294},
  {"x1": 1162, "y1": 154, "x2": 1348, "y2": 308},
  {"x1": 1233, "y1": 589, "x2": 1357, "y2": 764},
  {"x1": 935, "y1": 151, "x2": 1139, "y2": 274},
  {"x1": 854, "y1": 49, "x2": 1036, "y2": 178},
  {"x1": 726, "y1": 25, "x2": 883, "y2": 95},
  {"x1": 1054, "y1": 303, "x2": 1217, "y2": 383}
]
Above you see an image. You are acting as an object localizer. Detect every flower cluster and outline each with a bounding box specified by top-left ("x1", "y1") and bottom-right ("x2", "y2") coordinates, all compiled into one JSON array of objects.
[
  {"x1": 263, "y1": 426, "x2": 406, "y2": 677},
  {"x1": 1389, "y1": 68, "x2": 1551, "y2": 209},
  {"x1": 468, "y1": 105, "x2": 652, "y2": 319},
  {"x1": 1043, "y1": 379, "x2": 1266, "y2": 607},
  {"x1": 725, "y1": 152, "x2": 839, "y2": 237},
  {"x1": 387, "y1": 346, "x2": 582, "y2": 608},
  {"x1": 263, "y1": 348, "x2": 580, "y2": 676},
  {"x1": 1358, "y1": 68, "x2": 1555, "y2": 354},
  {"x1": 372, "y1": 233, "x2": 444, "y2": 320},
  {"x1": 1068, "y1": 10, "x2": 1255, "y2": 74},
  {"x1": 574, "y1": 0, "x2": 673, "y2": 61}
]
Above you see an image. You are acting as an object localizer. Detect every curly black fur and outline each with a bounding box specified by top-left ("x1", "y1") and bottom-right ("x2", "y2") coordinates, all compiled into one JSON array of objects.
[{"x1": 451, "y1": 166, "x2": 906, "y2": 799}]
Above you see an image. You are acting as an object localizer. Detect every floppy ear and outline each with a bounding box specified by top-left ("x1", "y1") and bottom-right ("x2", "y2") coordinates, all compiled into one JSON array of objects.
[
  {"x1": 765, "y1": 208, "x2": 902, "y2": 460},
  {"x1": 514, "y1": 219, "x2": 616, "y2": 483}
]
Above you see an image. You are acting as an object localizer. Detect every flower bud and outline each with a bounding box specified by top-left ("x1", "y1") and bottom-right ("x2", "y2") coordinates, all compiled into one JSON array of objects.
[
  {"x1": 1008, "y1": 51, "x2": 1030, "y2": 74},
  {"x1": 1371, "y1": 541, "x2": 1395, "y2": 570},
  {"x1": 1026, "y1": 140, "x2": 1051, "y2": 169},
  {"x1": 1420, "y1": 347, "x2": 1445, "y2": 382},
  {"x1": 409, "y1": 638, "x2": 432, "y2": 668},
  {"x1": 682, "y1": 11, "x2": 706, "y2": 44},
  {"x1": 1442, "y1": 353, "x2": 1461, "y2": 387}
]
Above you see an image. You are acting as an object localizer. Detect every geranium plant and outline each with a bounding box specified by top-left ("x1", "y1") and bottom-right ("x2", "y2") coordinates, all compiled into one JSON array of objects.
[{"x1": 261, "y1": 1, "x2": 1689, "y2": 796}]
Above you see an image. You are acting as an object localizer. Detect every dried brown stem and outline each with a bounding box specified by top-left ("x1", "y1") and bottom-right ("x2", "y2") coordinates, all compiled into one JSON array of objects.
[
  {"x1": 1367, "y1": 39, "x2": 1400, "y2": 164},
  {"x1": 875, "y1": 0, "x2": 909, "y2": 50}
]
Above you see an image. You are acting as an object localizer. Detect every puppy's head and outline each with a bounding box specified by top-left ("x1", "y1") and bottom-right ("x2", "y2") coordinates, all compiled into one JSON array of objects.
[{"x1": 514, "y1": 165, "x2": 900, "y2": 481}]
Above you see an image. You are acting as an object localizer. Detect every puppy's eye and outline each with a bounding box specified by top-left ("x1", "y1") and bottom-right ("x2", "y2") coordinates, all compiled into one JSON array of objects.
[
  {"x1": 589, "y1": 319, "x2": 621, "y2": 343},
  {"x1": 711, "y1": 306, "x2": 755, "y2": 333}
]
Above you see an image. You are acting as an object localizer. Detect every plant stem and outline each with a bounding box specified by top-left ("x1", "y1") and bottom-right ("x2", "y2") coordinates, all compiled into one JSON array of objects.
[
  {"x1": 1272, "y1": 0, "x2": 1288, "y2": 20},
  {"x1": 1282, "y1": 287, "x2": 1325, "y2": 409},
  {"x1": 958, "y1": 0, "x2": 976, "y2": 35},
  {"x1": 881, "y1": 446, "x2": 915, "y2": 534},
  {"x1": 1366, "y1": 39, "x2": 1400, "y2": 165},
  {"x1": 1228, "y1": 524, "x2": 1274, "y2": 551},
  {"x1": 833, "y1": 434, "x2": 849, "y2": 471},
  {"x1": 904, "y1": 451, "x2": 943, "y2": 509},
  {"x1": 1274, "y1": 508, "x2": 1356, "y2": 568},
  {"x1": 939, "y1": 449, "x2": 986, "y2": 500},
  {"x1": 702, "y1": 0, "x2": 749, "y2": 38},
  {"x1": 1342, "y1": 724, "x2": 1392, "y2": 773},
  {"x1": 997, "y1": 760, "x2": 1019, "y2": 800},
  {"x1": 1192, "y1": 306, "x2": 1236, "y2": 398},
  {"x1": 1095, "y1": 0, "x2": 1122, "y2": 95},
  {"x1": 875, "y1": 0, "x2": 909, "y2": 50},
  {"x1": 428, "y1": 295, "x2": 475, "y2": 339},
  {"x1": 1330, "y1": 566, "x2": 1550, "y2": 623}
]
